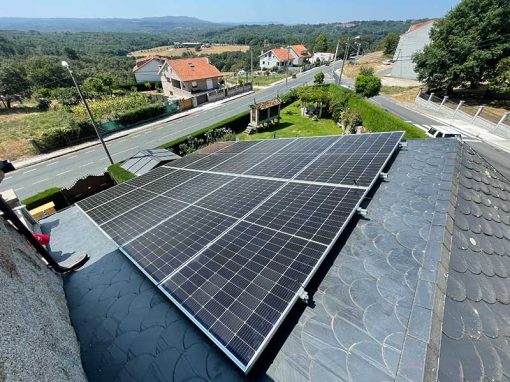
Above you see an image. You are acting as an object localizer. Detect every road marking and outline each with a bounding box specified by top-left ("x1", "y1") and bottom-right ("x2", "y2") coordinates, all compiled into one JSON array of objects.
[
  {"x1": 79, "y1": 162, "x2": 94, "y2": 168},
  {"x1": 68, "y1": 155, "x2": 78, "y2": 159},
  {"x1": 46, "y1": 161, "x2": 59, "y2": 167},
  {"x1": 118, "y1": 139, "x2": 126, "y2": 143},
  {"x1": 33, "y1": 178, "x2": 48, "y2": 185},
  {"x1": 23, "y1": 168, "x2": 37, "y2": 174},
  {"x1": 84, "y1": 149, "x2": 96, "y2": 154},
  {"x1": 4, "y1": 176, "x2": 12, "y2": 180},
  {"x1": 113, "y1": 148, "x2": 135, "y2": 156},
  {"x1": 16, "y1": 187, "x2": 24, "y2": 191},
  {"x1": 56, "y1": 170, "x2": 71, "y2": 176},
  {"x1": 463, "y1": 138, "x2": 481, "y2": 142}
]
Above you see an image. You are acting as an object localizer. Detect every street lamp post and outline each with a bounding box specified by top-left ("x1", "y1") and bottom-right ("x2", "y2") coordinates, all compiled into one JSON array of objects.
[{"x1": 61, "y1": 61, "x2": 114, "y2": 165}]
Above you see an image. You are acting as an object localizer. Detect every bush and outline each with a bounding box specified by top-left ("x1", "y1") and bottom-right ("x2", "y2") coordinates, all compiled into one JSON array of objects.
[
  {"x1": 280, "y1": 89, "x2": 298, "y2": 105},
  {"x1": 347, "y1": 95, "x2": 427, "y2": 138},
  {"x1": 359, "y1": 66, "x2": 375, "y2": 76},
  {"x1": 114, "y1": 103, "x2": 166, "y2": 125},
  {"x1": 37, "y1": 98, "x2": 50, "y2": 111},
  {"x1": 159, "y1": 111, "x2": 250, "y2": 152},
  {"x1": 107, "y1": 163, "x2": 136, "y2": 184},
  {"x1": 340, "y1": 108, "x2": 362, "y2": 134},
  {"x1": 355, "y1": 75, "x2": 382, "y2": 98},
  {"x1": 22, "y1": 187, "x2": 68, "y2": 210},
  {"x1": 314, "y1": 71, "x2": 325, "y2": 85}
]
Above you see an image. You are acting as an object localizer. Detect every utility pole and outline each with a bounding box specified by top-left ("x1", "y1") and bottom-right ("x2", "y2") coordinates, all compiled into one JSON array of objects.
[
  {"x1": 356, "y1": 42, "x2": 361, "y2": 59},
  {"x1": 250, "y1": 49, "x2": 254, "y2": 83},
  {"x1": 285, "y1": 46, "x2": 290, "y2": 87},
  {"x1": 338, "y1": 42, "x2": 350, "y2": 85},
  {"x1": 62, "y1": 61, "x2": 114, "y2": 165}
]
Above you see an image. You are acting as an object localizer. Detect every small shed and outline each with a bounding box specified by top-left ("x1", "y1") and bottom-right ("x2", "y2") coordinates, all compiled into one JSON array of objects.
[
  {"x1": 245, "y1": 98, "x2": 281, "y2": 134},
  {"x1": 121, "y1": 149, "x2": 180, "y2": 176}
]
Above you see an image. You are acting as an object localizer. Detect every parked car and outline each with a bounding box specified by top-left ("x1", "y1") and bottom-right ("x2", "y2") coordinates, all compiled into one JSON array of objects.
[
  {"x1": 427, "y1": 126, "x2": 461, "y2": 138},
  {"x1": 0, "y1": 160, "x2": 15, "y2": 173}
]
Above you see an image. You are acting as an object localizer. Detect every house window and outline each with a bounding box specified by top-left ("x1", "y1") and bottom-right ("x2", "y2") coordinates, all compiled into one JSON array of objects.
[{"x1": 191, "y1": 81, "x2": 197, "y2": 87}]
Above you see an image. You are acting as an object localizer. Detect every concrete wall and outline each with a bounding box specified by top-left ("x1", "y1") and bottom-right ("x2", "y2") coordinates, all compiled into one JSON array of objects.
[
  {"x1": 134, "y1": 59, "x2": 163, "y2": 83},
  {"x1": 0, "y1": 219, "x2": 87, "y2": 382},
  {"x1": 391, "y1": 23, "x2": 433, "y2": 80}
]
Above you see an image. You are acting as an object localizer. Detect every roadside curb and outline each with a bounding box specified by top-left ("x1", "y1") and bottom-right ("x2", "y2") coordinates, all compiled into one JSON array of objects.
[{"x1": 12, "y1": 90, "x2": 255, "y2": 170}]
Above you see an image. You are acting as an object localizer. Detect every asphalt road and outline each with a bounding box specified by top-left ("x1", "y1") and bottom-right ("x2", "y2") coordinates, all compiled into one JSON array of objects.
[
  {"x1": 2, "y1": 62, "x2": 509, "y2": 199},
  {"x1": 1, "y1": 64, "x2": 336, "y2": 199}
]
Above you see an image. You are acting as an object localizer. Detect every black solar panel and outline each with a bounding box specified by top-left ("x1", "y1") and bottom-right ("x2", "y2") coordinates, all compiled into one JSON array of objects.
[
  {"x1": 122, "y1": 206, "x2": 237, "y2": 283},
  {"x1": 244, "y1": 153, "x2": 318, "y2": 179},
  {"x1": 85, "y1": 188, "x2": 156, "y2": 225},
  {"x1": 162, "y1": 221, "x2": 326, "y2": 367},
  {"x1": 101, "y1": 196, "x2": 189, "y2": 245},
  {"x1": 140, "y1": 169, "x2": 200, "y2": 194},
  {"x1": 78, "y1": 132, "x2": 404, "y2": 373},
  {"x1": 196, "y1": 177, "x2": 282, "y2": 218},
  {"x1": 245, "y1": 183, "x2": 364, "y2": 244},
  {"x1": 163, "y1": 172, "x2": 235, "y2": 203},
  {"x1": 77, "y1": 182, "x2": 136, "y2": 211}
]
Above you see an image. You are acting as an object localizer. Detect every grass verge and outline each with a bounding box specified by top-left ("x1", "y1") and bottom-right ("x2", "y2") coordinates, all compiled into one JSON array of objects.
[
  {"x1": 107, "y1": 163, "x2": 136, "y2": 184},
  {"x1": 21, "y1": 187, "x2": 68, "y2": 210}
]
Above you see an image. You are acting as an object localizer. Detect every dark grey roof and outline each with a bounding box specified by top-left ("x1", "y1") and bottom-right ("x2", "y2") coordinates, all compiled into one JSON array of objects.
[
  {"x1": 122, "y1": 149, "x2": 180, "y2": 176},
  {"x1": 41, "y1": 138, "x2": 498, "y2": 382},
  {"x1": 438, "y1": 144, "x2": 510, "y2": 382}
]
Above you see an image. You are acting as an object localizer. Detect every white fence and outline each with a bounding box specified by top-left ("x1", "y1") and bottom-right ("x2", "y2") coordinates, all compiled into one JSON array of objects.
[{"x1": 416, "y1": 90, "x2": 510, "y2": 139}]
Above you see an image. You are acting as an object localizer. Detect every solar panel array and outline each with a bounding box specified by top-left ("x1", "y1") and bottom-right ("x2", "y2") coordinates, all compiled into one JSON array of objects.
[{"x1": 77, "y1": 132, "x2": 404, "y2": 372}]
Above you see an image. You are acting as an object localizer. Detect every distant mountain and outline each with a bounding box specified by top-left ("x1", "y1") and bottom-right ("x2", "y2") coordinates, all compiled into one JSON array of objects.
[{"x1": 0, "y1": 16, "x2": 224, "y2": 33}]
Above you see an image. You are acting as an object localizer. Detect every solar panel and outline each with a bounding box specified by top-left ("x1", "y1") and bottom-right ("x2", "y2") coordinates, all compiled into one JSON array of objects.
[
  {"x1": 78, "y1": 132, "x2": 404, "y2": 373},
  {"x1": 122, "y1": 206, "x2": 237, "y2": 283},
  {"x1": 196, "y1": 177, "x2": 283, "y2": 218},
  {"x1": 77, "y1": 182, "x2": 136, "y2": 211},
  {"x1": 161, "y1": 221, "x2": 326, "y2": 367},
  {"x1": 101, "y1": 196, "x2": 189, "y2": 245},
  {"x1": 245, "y1": 183, "x2": 365, "y2": 245}
]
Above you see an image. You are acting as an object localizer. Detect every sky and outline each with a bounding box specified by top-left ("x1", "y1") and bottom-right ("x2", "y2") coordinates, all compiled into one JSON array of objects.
[{"x1": 1, "y1": 0, "x2": 460, "y2": 24}]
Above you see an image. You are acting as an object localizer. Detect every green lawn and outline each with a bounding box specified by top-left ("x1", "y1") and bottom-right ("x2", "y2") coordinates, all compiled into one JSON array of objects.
[
  {"x1": 239, "y1": 101, "x2": 341, "y2": 140},
  {"x1": 252, "y1": 74, "x2": 288, "y2": 86}
]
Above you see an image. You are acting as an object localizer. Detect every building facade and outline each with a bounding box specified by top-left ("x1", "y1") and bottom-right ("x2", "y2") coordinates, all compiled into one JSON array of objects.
[
  {"x1": 160, "y1": 57, "x2": 223, "y2": 98},
  {"x1": 288, "y1": 44, "x2": 311, "y2": 66},
  {"x1": 132, "y1": 57, "x2": 164, "y2": 84},
  {"x1": 259, "y1": 49, "x2": 293, "y2": 71},
  {"x1": 391, "y1": 20, "x2": 435, "y2": 80}
]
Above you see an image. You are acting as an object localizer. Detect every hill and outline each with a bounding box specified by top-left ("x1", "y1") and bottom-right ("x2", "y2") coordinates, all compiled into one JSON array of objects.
[{"x1": 0, "y1": 16, "x2": 222, "y2": 33}]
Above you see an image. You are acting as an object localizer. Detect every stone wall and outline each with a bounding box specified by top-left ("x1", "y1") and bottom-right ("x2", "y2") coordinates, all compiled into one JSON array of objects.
[{"x1": 0, "y1": 219, "x2": 87, "y2": 382}]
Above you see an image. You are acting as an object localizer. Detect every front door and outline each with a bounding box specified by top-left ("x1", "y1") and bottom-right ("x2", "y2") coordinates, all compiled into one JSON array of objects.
[{"x1": 206, "y1": 79, "x2": 214, "y2": 89}]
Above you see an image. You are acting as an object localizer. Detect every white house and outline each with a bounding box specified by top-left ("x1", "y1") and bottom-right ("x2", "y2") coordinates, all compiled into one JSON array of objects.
[
  {"x1": 259, "y1": 49, "x2": 293, "y2": 71},
  {"x1": 311, "y1": 52, "x2": 335, "y2": 64},
  {"x1": 288, "y1": 44, "x2": 311, "y2": 66},
  {"x1": 132, "y1": 57, "x2": 165, "y2": 84},
  {"x1": 391, "y1": 20, "x2": 435, "y2": 80}
]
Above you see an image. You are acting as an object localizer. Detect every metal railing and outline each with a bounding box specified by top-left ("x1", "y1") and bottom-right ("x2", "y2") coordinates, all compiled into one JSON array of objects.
[{"x1": 415, "y1": 90, "x2": 510, "y2": 138}]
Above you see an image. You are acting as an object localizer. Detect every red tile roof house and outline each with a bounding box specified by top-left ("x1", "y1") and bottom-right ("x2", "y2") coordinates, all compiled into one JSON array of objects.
[
  {"x1": 132, "y1": 56, "x2": 165, "y2": 84},
  {"x1": 259, "y1": 48, "x2": 293, "y2": 71},
  {"x1": 159, "y1": 57, "x2": 223, "y2": 99}
]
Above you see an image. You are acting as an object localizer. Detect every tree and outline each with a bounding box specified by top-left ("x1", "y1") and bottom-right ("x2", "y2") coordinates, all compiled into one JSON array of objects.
[
  {"x1": 359, "y1": 66, "x2": 375, "y2": 76},
  {"x1": 355, "y1": 74, "x2": 381, "y2": 97},
  {"x1": 489, "y1": 57, "x2": 510, "y2": 93},
  {"x1": 314, "y1": 33, "x2": 328, "y2": 52},
  {"x1": 25, "y1": 57, "x2": 72, "y2": 89},
  {"x1": 64, "y1": 47, "x2": 79, "y2": 60},
  {"x1": 0, "y1": 64, "x2": 30, "y2": 108},
  {"x1": 83, "y1": 77, "x2": 107, "y2": 97},
  {"x1": 382, "y1": 32, "x2": 399, "y2": 56},
  {"x1": 314, "y1": 71, "x2": 325, "y2": 85},
  {"x1": 413, "y1": 0, "x2": 510, "y2": 92}
]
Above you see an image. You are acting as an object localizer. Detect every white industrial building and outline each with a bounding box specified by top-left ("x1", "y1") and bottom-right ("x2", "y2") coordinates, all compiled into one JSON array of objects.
[{"x1": 391, "y1": 20, "x2": 435, "y2": 80}]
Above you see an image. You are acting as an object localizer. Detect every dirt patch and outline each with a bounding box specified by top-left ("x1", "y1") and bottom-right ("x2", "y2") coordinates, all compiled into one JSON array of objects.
[
  {"x1": 381, "y1": 86, "x2": 422, "y2": 104},
  {"x1": 342, "y1": 51, "x2": 388, "y2": 79},
  {"x1": 130, "y1": 44, "x2": 250, "y2": 58}
]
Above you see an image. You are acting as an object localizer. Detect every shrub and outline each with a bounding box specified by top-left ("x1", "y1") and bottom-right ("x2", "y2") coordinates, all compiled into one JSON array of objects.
[
  {"x1": 22, "y1": 187, "x2": 68, "y2": 210},
  {"x1": 340, "y1": 108, "x2": 362, "y2": 134},
  {"x1": 359, "y1": 66, "x2": 375, "y2": 76},
  {"x1": 314, "y1": 71, "x2": 325, "y2": 85},
  {"x1": 114, "y1": 103, "x2": 166, "y2": 126},
  {"x1": 37, "y1": 98, "x2": 50, "y2": 111},
  {"x1": 280, "y1": 89, "x2": 298, "y2": 105},
  {"x1": 355, "y1": 74, "x2": 382, "y2": 98}
]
